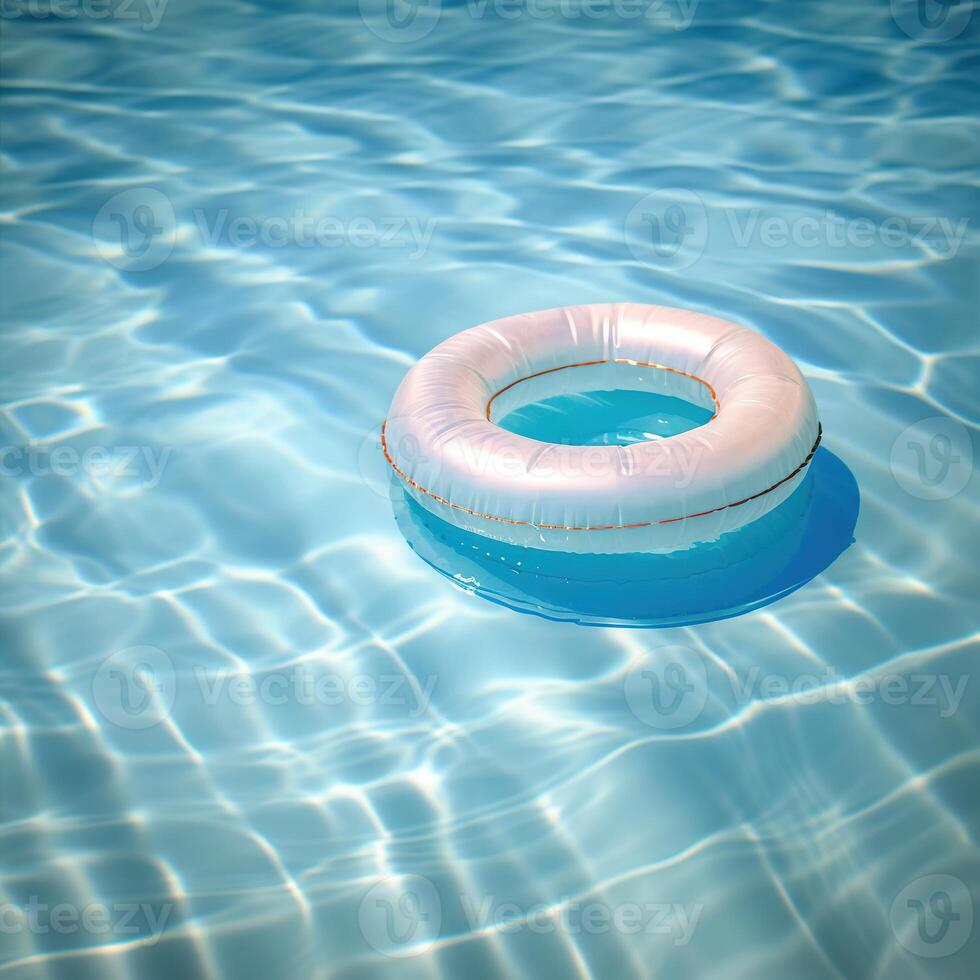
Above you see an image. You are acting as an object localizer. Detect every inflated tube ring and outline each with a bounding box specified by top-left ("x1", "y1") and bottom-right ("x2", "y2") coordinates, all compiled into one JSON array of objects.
[{"x1": 383, "y1": 303, "x2": 821, "y2": 554}]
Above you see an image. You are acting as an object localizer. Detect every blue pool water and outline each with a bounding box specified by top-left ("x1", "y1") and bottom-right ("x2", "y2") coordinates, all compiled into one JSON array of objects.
[
  {"x1": 498, "y1": 390, "x2": 714, "y2": 445},
  {"x1": 1, "y1": 2, "x2": 979, "y2": 979}
]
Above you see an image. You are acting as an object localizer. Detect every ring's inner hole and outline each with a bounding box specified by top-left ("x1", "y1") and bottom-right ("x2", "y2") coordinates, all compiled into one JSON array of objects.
[{"x1": 492, "y1": 361, "x2": 714, "y2": 446}]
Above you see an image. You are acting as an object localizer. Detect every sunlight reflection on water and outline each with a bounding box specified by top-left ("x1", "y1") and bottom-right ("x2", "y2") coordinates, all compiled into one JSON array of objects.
[{"x1": 1, "y1": 1, "x2": 978, "y2": 978}]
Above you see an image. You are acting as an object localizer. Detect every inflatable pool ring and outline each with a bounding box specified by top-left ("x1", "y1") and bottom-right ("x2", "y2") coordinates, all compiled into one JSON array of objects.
[{"x1": 383, "y1": 303, "x2": 821, "y2": 554}]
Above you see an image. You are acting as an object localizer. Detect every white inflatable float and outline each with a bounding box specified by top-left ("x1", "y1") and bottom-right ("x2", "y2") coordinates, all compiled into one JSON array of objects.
[{"x1": 383, "y1": 303, "x2": 820, "y2": 554}]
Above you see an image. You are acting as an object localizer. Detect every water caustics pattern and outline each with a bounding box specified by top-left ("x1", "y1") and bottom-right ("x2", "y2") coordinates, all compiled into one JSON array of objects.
[{"x1": 1, "y1": 1, "x2": 979, "y2": 978}]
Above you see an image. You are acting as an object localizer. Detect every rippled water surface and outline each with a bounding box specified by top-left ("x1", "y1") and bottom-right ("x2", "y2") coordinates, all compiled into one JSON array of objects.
[{"x1": 2, "y1": 2, "x2": 979, "y2": 978}]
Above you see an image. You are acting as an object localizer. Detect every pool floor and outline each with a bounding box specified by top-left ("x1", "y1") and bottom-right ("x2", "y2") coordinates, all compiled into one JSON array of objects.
[{"x1": 1, "y1": 2, "x2": 979, "y2": 978}]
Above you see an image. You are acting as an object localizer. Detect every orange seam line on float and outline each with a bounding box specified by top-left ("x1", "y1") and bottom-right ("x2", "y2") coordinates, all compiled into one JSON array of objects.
[
  {"x1": 657, "y1": 425, "x2": 822, "y2": 523},
  {"x1": 379, "y1": 422, "x2": 822, "y2": 531},
  {"x1": 484, "y1": 359, "x2": 720, "y2": 422}
]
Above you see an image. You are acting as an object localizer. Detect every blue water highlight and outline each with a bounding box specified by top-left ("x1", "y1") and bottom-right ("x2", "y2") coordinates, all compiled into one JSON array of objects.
[{"x1": 1, "y1": 1, "x2": 978, "y2": 978}]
